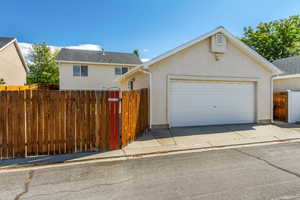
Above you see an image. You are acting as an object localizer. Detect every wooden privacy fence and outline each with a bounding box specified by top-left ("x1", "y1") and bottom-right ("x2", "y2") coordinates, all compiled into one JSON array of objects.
[
  {"x1": 0, "y1": 84, "x2": 59, "y2": 91},
  {"x1": 273, "y1": 92, "x2": 288, "y2": 122},
  {"x1": 0, "y1": 90, "x2": 120, "y2": 160},
  {"x1": 122, "y1": 89, "x2": 149, "y2": 147}
]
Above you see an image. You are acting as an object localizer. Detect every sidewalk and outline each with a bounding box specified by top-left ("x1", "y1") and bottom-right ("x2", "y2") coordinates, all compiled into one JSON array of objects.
[{"x1": 2, "y1": 123, "x2": 300, "y2": 170}]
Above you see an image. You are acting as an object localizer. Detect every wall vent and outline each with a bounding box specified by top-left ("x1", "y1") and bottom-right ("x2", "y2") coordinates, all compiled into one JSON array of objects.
[{"x1": 211, "y1": 33, "x2": 227, "y2": 53}]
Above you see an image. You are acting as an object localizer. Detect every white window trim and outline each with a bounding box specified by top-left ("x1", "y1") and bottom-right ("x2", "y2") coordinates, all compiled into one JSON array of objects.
[
  {"x1": 73, "y1": 65, "x2": 88, "y2": 77},
  {"x1": 115, "y1": 67, "x2": 129, "y2": 75},
  {"x1": 128, "y1": 79, "x2": 134, "y2": 90}
]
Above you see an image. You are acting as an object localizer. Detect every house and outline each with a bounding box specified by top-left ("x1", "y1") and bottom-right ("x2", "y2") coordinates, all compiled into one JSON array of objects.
[
  {"x1": 57, "y1": 48, "x2": 142, "y2": 90},
  {"x1": 0, "y1": 37, "x2": 27, "y2": 85},
  {"x1": 273, "y1": 55, "x2": 300, "y2": 91},
  {"x1": 117, "y1": 26, "x2": 282, "y2": 128},
  {"x1": 272, "y1": 56, "x2": 300, "y2": 123}
]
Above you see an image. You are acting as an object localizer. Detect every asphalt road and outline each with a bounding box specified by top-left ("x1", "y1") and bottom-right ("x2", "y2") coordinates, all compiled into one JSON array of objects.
[{"x1": 2, "y1": 142, "x2": 300, "y2": 200}]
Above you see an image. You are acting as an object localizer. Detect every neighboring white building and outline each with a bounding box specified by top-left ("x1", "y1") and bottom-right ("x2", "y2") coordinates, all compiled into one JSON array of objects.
[
  {"x1": 273, "y1": 55, "x2": 300, "y2": 91},
  {"x1": 117, "y1": 26, "x2": 282, "y2": 128},
  {"x1": 57, "y1": 48, "x2": 142, "y2": 90},
  {"x1": 0, "y1": 37, "x2": 27, "y2": 85},
  {"x1": 273, "y1": 56, "x2": 300, "y2": 123}
]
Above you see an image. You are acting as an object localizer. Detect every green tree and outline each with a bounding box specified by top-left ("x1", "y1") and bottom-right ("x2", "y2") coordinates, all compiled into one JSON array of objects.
[
  {"x1": 27, "y1": 42, "x2": 59, "y2": 84},
  {"x1": 241, "y1": 15, "x2": 300, "y2": 61},
  {"x1": 133, "y1": 49, "x2": 140, "y2": 58}
]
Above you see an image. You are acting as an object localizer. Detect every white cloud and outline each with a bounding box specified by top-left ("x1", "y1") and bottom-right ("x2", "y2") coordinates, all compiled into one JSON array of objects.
[
  {"x1": 65, "y1": 44, "x2": 102, "y2": 51},
  {"x1": 143, "y1": 49, "x2": 149, "y2": 52},
  {"x1": 141, "y1": 58, "x2": 150, "y2": 63},
  {"x1": 18, "y1": 43, "x2": 103, "y2": 63},
  {"x1": 19, "y1": 43, "x2": 151, "y2": 65}
]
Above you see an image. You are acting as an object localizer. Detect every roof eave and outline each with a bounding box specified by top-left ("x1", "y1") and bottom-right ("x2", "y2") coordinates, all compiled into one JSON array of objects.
[
  {"x1": 14, "y1": 40, "x2": 28, "y2": 72},
  {"x1": 0, "y1": 38, "x2": 28, "y2": 72},
  {"x1": 57, "y1": 59, "x2": 141, "y2": 67},
  {"x1": 143, "y1": 26, "x2": 282, "y2": 75},
  {"x1": 273, "y1": 74, "x2": 300, "y2": 80},
  {"x1": 220, "y1": 28, "x2": 282, "y2": 75},
  {"x1": 115, "y1": 65, "x2": 145, "y2": 83},
  {"x1": 0, "y1": 38, "x2": 16, "y2": 52}
]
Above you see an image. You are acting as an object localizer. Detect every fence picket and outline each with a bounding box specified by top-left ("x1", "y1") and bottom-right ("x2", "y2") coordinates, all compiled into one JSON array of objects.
[
  {"x1": 121, "y1": 89, "x2": 149, "y2": 147},
  {"x1": 0, "y1": 89, "x2": 149, "y2": 160}
]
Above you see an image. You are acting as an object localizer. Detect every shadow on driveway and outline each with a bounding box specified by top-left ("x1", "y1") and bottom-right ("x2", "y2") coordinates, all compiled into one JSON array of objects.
[{"x1": 170, "y1": 123, "x2": 259, "y2": 137}]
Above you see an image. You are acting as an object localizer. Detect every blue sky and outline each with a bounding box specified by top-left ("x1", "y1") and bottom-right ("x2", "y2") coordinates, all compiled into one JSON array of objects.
[{"x1": 1, "y1": 0, "x2": 299, "y2": 60}]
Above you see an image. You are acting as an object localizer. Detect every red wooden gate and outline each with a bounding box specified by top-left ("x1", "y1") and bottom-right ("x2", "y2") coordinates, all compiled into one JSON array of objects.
[{"x1": 108, "y1": 91, "x2": 120, "y2": 150}]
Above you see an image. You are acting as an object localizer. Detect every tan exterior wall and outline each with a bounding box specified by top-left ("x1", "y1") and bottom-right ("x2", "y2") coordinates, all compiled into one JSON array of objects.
[
  {"x1": 0, "y1": 43, "x2": 26, "y2": 85},
  {"x1": 119, "y1": 71, "x2": 149, "y2": 90},
  {"x1": 59, "y1": 63, "x2": 135, "y2": 90},
  {"x1": 148, "y1": 37, "x2": 273, "y2": 126},
  {"x1": 274, "y1": 78, "x2": 300, "y2": 91}
]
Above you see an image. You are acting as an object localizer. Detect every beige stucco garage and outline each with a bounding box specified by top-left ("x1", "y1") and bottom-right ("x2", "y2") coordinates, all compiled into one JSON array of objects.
[{"x1": 118, "y1": 27, "x2": 282, "y2": 128}]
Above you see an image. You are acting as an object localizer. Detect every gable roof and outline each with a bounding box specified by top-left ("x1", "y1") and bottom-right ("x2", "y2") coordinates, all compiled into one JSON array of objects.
[
  {"x1": 273, "y1": 55, "x2": 300, "y2": 75},
  {"x1": 143, "y1": 26, "x2": 282, "y2": 74},
  {"x1": 0, "y1": 37, "x2": 28, "y2": 72},
  {"x1": 57, "y1": 48, "x2": 142, "y2": 66},
  {"x1": 0, "y1": 37, "x2": 15, "y2": 49}
]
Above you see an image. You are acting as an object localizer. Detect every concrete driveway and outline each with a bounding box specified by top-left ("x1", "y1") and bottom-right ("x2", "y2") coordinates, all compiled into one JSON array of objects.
[
  {"x1": 124, "y1": 123, "x2": 300, "y2": 155},
  {"x1": 3, "y1": 123, "x2": 300, "y2": 170},
  {"x1": 170, "y1": 123, "x2": 300, "y2": 148}
]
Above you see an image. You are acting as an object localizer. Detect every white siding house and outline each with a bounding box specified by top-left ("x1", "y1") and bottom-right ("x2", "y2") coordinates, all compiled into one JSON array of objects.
[{"x1": 57, "y1": 48, "x2": 142, "y2": 90}]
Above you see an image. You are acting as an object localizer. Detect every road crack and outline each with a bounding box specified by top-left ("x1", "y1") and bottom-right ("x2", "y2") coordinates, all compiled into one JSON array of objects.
[
  {"x1": 235, "y1": 149, "x2": 300, "y2": 178},
  {"x1": 25, "y1": 178, "x2": 132, "y2": 199},
  {"x1": 14, "y1": 170, "x2": 34, "y2": 200}
]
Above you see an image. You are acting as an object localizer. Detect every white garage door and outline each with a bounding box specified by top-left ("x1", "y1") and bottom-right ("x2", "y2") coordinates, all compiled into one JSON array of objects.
[{"x1": 170, "y1": 80, "x2": 255, "y2": 127}]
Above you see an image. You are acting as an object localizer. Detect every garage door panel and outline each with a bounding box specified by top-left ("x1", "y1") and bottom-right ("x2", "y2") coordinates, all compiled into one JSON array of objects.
[{"x1": 170, "y1": 81, "x2": 255, "y2": 127}]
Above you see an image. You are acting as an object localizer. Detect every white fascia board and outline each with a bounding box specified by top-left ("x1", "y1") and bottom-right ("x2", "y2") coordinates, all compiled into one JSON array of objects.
[
  {"x1": 0, "y1": 39, "x2": 28, "y2": 72},
  {"x1": 143, "y1": 26, "x2": 282, "y2": 75},
  {"x1": 57, "y1": 60, "x2": 141, "y2": 67},
  {"x1": 221, "y1": 29, "x2": 282, "y2": 75},
  {"x1": 14, "y1": 39, "x2": 28, "y2": 72},
  {"x1": 115, "y1": 65, "x2": 144, "y2": 82},
  {"x1": 273, "y1": 74, "x2": 300, "y2": 80},
  {"x1": 143, "y1": 26, "x2": 223, "y2": 67},
  {"x1": 0, "y1": 38, "x2": 16, "y2": 52}
]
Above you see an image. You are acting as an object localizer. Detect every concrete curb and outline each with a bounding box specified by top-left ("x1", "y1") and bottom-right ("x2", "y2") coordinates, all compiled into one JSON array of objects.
[{"x1": 1, "y1": 137, "x2": 300, "y2": 171}]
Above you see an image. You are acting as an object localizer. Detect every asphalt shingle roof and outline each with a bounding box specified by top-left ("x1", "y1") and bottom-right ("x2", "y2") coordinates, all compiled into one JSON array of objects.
[
  {"x1": 0, "y1": 37, "x2": 15, "y2": 49},
  {"x1": 57, "y1": 48, "x2": 142, "y2": 65},
  {"x1": 273, "y1": 55, "x2": 300, "y2": 75}
]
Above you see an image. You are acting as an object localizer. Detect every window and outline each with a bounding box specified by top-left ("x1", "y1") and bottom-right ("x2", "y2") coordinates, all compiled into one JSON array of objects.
[
  {"x1": 122, "y1": 67, "x2": 128, "y2": 74},
  {"x1": 73, "y1": 66, "x2": 81, "y2": 76},
  {"x1": 115, "y1": 67, "x2": 128, "y2": 75},
  {"x1": 128, "y1": 79, "x2": 134, "y2": 90},
  {"x1": 81, "y1": 66, "x2": 88, "y2": 76},
  {"x1": 73, "y1": 65, "x2": 88, "y2": 77},
  {"x1": 115, "y1": 67, "x2": 122, "y2": 75}
]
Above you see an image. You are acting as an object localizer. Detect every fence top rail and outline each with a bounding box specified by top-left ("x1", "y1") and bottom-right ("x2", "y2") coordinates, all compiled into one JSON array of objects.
[
  {"x1": 0, "y1": 84, "x2": 59, "y2": 91},
  {"x1": 274, "y1": 92, "x2": 288, "y2": 96}
]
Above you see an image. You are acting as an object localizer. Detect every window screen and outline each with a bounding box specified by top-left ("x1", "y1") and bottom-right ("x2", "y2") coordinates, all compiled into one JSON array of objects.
[
  {"x1": 122, "y1": 67, "x2": 128, "y2": 74},
  {"x1": 115, "y1": 67, "x2": 122, "y2": 75},
  {"x1": 73, "y1": 66, "x2": 81, "y2": 76},
  {"x1": 81, "y1": 66, "x2": 88, "y2": 76}
]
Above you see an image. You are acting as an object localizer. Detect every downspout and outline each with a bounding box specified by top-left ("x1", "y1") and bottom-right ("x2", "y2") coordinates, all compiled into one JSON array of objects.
[
  {"x1": 271, "y1": 74, "x2": 280, "y2": 123},
  {"x1": 139, "y1": 69, "x2": 152, "y2": 129},
  {"x1": 271, "y1": 75, "x2": 275, "y2": 123}
]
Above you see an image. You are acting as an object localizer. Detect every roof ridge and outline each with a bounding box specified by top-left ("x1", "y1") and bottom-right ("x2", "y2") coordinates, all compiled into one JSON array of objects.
[
  {"x1": 0, "y1": 36, "x2": 15, "y2": 39},
  {"x1": 61, "y1": 48, "x2": 136, "y2": 55}
]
